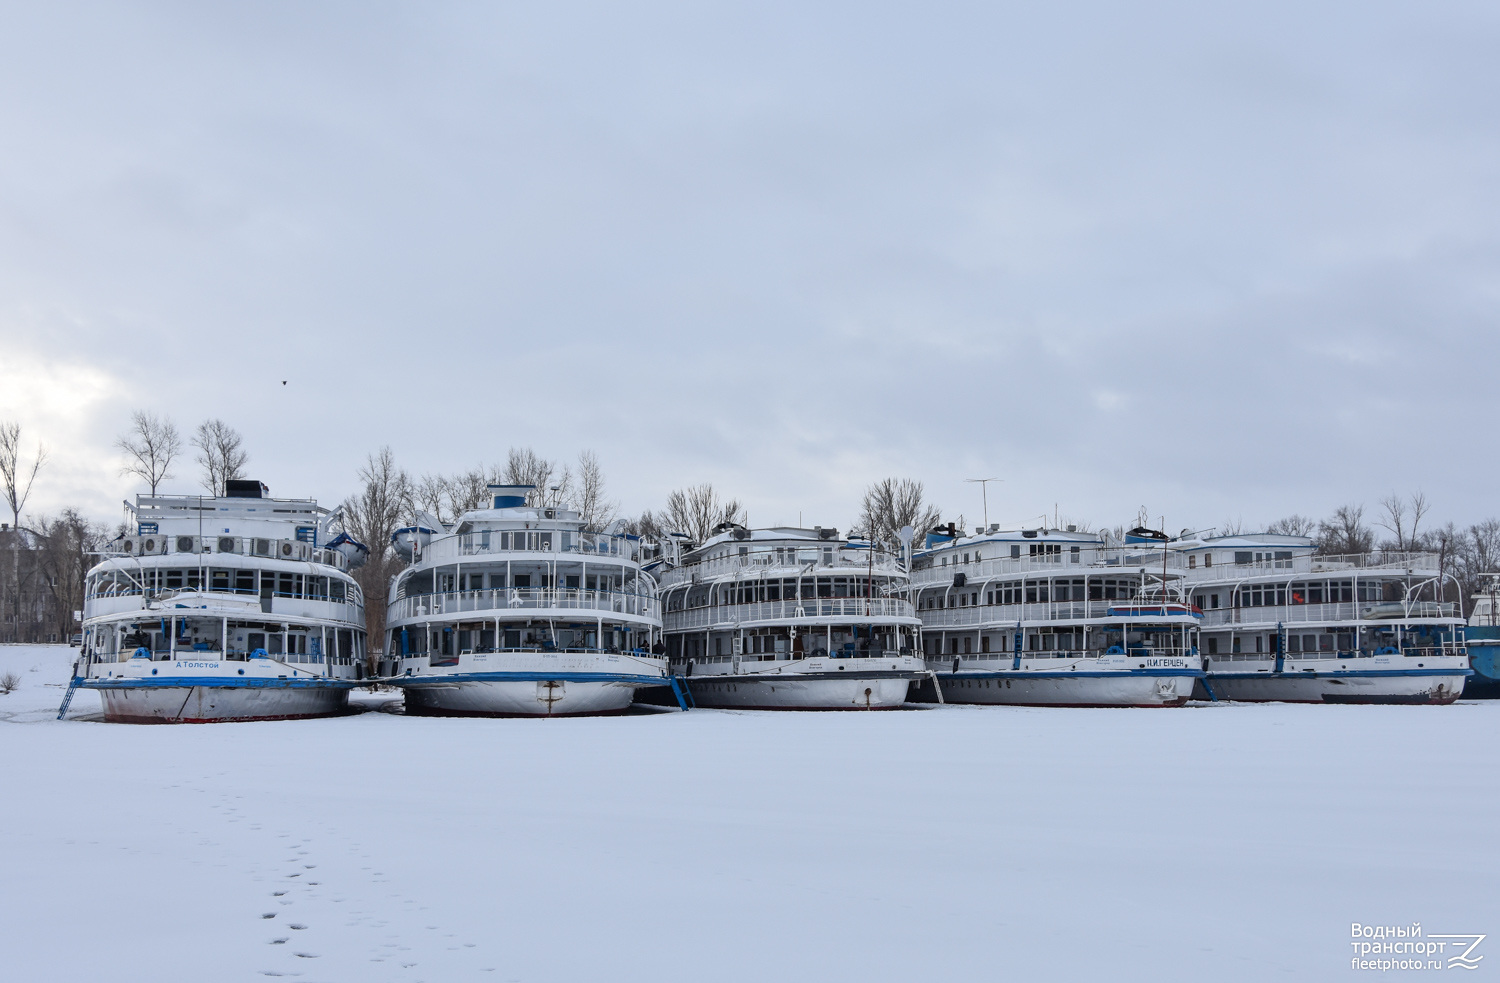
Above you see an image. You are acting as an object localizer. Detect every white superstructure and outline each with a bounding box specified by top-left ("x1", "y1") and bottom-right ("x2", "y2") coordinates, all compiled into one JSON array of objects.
[
  {"x1": 74, "y1": 481, "x2": 368, "y2": 723},
  {"x1": 910, "y1": 525, "x2": 1203, "y2": 707},
  {"x1": 656, "y1": 525, "x2": 926, "y2": 709},
  {"x1": 1175, "y1": 534, "x2": 1469, "y2": 703},
  {"x1": 382, "y1": 485, "x2": 667, "y2": 716}
]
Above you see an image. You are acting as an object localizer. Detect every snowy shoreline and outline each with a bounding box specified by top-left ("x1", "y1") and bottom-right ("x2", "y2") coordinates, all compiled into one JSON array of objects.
[{"x1": 3, "y1": 643, "x2": 1495, "y2": 981}]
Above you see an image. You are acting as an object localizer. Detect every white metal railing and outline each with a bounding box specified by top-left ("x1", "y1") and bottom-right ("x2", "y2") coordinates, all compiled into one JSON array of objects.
[
  {"x1": 1181, "y1": 550, "x2": 1441, "y2": 582},
  {"x1": 910, "y1": 552, "x2": 1184, "y2": 587},
  {"x1": 1197, "y1": 601, "x2": 1461, "y2": 627},
  {"x1": 454, "y1": 531, "x2": 637, "y2": 559},
  {"x1": 656, "y1": 549, "x2": 907, "y2": 588},
  {"x1": 666, "y1": 597, "x2": 916, "y2": 629},
  {"x1": 82, "y1": 589, "x2": 362, "y2": 625},
  {"x1": 918, "y1": 600, "x2": 1197, "y2": 627},
  {"x1": 389, "y1": 587, "x2": 658, "y2": 623}
]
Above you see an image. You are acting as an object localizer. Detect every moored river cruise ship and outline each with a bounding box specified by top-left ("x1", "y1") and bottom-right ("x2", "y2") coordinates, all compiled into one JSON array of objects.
[
  {"x1": 382, "y1": 485, "x2": 666, "y2": 716},
  {"x1": 1173, "y1": 534, "x2": 1470, "y2": 703},
  {"x1": 655, "y1": 525, "x2": 927, "y2": 709},
  {"x1": 910, "y1": 525, "x2": 1203, "y2": 707},
  {"x1": 72, "y1": 481, "x2": 369, "y2": 723}
]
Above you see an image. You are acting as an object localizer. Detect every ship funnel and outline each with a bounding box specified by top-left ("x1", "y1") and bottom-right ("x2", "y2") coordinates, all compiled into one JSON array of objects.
[{"x1": 487, "y1": 484, "x2": 535, "y2": 509}]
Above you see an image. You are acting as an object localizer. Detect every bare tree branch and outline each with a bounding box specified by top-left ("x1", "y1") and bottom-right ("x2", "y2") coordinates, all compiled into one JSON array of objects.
[
  {"x1": 191, "y1": 419, "x2": 248, "y2": 496},
  {"x1": 116, "y1": 410, "x2": 181, "y2": 495},
  {"x1": 854, "y1": 478, "x2": 942, "y2": 553}
]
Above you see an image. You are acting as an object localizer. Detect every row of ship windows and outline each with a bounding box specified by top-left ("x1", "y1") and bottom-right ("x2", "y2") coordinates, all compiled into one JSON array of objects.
[
  {"x1": 933, "y1": 544, "x2": 1078, "y2": 567},
  {"x1": 921, "y1": 628, "x2": 1186, "y2": 655},
  {"x1": 921, "y1": 580, "x2": 1139, "y2": 609},
  {"x1": 1187, "y1": 551, "x2": 1294, "y2": 569},
  {"x1": 1194, "y1": 581, "x2": 1383, "y2": 609},
  {"x1": 89, "y1": 568, "x2": 360, "y2": 604},
  {"x1": 667, "y1": 577, "x2": 892, "y2": 612},
  {"x1": 404, "y1": 572, "x2": 626, "y2": 594}
]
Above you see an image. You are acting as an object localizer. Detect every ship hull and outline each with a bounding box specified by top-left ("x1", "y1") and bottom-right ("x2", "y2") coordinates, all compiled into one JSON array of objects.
[
  {"x1": 88, "y1": 679, "x2": 353, "y2": 723},
  {"x1": 397, "y1": 673, "x2": 651, "y2": 717},
  {"x1": 918, "y1": 669, "x2": 1200, "y2": 707},
  {"x1": 1463, "y1": 637, "x2": 1500, "y2": 697},
  {"x1": 1204, "y1": 669, "x2": 1468, "y2": 704},
  {"x1": 679, "y1": 672, "x2": 915, "y2": 710}
]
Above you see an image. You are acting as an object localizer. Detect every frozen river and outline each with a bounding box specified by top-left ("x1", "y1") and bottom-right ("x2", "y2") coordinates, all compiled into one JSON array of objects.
[{"x1": 3, "y1": 644, "x2": 1494, "y2": 981}]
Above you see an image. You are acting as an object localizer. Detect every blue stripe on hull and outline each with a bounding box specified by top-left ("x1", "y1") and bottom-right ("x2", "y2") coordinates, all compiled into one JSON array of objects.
[
  {"x1": 83, "y1": 677, "x2": 357, "y2": 690},
  {"x1": 1208, "y1": 668, "x2": 1472, "y2": 680},
  {"x1": 391, "y1": 671, "x2": 666, "y2": 686},
  {"x1": 935, "y1": 668, "x2": 1205, "y2": 680}
]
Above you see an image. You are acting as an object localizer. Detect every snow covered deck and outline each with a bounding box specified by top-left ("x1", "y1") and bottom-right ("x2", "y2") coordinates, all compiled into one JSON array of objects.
[{"x1": 3, "y1": 643, "x2": 1495, "y2": 980}]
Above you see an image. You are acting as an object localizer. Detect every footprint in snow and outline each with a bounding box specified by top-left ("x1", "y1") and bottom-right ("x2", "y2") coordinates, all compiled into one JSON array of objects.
[
  {"x1": 288, "y1": 923, "x2": 308, "y2": 931},
  {"x1": 261, "y1": 913, "x2": 277, "y2": 919},
  {"x1": 268, "y1": 938, "x2": 288, "y2": 945}
]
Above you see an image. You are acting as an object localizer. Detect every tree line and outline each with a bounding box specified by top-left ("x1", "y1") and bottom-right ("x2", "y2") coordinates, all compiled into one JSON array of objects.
[{"x1": 3, "y1": 409, "x2": 1500, "y2": 646}]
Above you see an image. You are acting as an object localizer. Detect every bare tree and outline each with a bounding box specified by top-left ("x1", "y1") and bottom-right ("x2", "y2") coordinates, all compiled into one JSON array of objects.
[
  {"x1": 1317, "y1": 504, "x2": 1374, "y2": 555},
  {"x1": 1266, "y1": 514, "x2": 1316, "y2": 537},
  {"x1": 1, "y1": 422, "x2": 47, "y2": 637},
  {"x1": 446, "y1": 465, "x2": 492, "y2": 517},
  {"x1": 619, "y1": 509, "x2": 666, "y2": 542},
  {"x1": 37, "y1": 508, "x2": 107, "y2": 640},
  {"x1": 1219, "y1": 516, "x2": 1246, "y2": 536},
  {"x1": 503, "y1": 448, "x2": 572, "y2": 507},
  {"x1": 0, "y1": 422, "x2": 46, "y2": 533},
  {"x1": 339, "y1": 447, "x2": 413, "y2": 665},
  {"x1": 191, "y1": 420, "x2": 248, "y2": 496},
  {"x1": 116, "y1": 411, "x2": 181, "y2": 495},
  {"x1": 854, "y1": 478, "x2": 942, "y2": 553},
  {"x1": 574, "y1": 450, "x2": 616, "y2": 532},
  {"x1": 663, "y1": 484, "x2": 746, "y2": 543},
  {"x1": 412, "y1": 473, "x2": 454, "y2": 524}
]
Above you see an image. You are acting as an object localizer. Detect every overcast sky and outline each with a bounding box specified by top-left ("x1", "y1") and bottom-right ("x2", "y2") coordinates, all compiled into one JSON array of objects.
[{"x1": 2, "y1": 1, "x2": 1497, "y2": 536}]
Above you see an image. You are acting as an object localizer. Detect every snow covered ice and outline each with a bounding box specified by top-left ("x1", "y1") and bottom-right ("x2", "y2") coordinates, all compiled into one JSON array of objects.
[{"x1": 3, "y1": 643, "x2": 1497, "y2": 982}]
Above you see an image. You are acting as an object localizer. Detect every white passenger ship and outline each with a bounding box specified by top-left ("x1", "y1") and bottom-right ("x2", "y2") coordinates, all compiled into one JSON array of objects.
[
  {"x1": 72, "y1": 481, "x2": 369, "y2": 723},
  {"x1": 910, "y1": 525, "x2": 1204, "y2": 707},
  {"x1": 1175, "y1": 533, "x2": 1470, "y2": 703},
  {"x1": 655, "y1": 525, "x2": 927, "y2": 709},
  {"x1": 382, "y1": 485, "x2": 667, "y2": 716}
]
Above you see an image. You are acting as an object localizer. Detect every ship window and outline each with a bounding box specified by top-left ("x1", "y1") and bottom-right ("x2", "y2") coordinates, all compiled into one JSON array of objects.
[
  {"x1": 1206, "y1": 637, "x2": 1218, "y2": 654},
  {"x1": 166, "y1": 569, "x2": 183, "y2": 590},
  {"x1": 1205, "y1": 553, "x2": 1213, "y2": 567},
  {"x1": 1235, "y1": 552, "x2": 1253, "y2": 565},
  {"x1": 210, "y1": 569, "x2": 230, "y2": 591},
  {"x1": 1010, "y1": 545, "x2": 1020, "y2": 559},
  {"x1": 1188, "y1": 555, "x2": 1196, "y2": 569}
]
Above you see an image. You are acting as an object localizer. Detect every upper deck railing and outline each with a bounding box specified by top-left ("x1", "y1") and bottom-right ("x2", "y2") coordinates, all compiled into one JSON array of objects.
[
  {"x1": 83, "y1": 588, "x2": 363, "y2": 626},
  {"x1": 919, "y1": 600, "x2": 1199, "y2": 628},
  {"x1": 666, "y1": 597, "x2": 916, "y2": 630},
  {"x1": 657, "y1": 546, "x2": 907, "y2": 588},
  {"x1": 1180, "y1": 551, "x2": 1440, "y2": 581},
  {"x1": 1196, "y1": 600, "x2": 1461, "y2": 627},
  {"x1": 911, "y1": 548, "x2": 1183, "y2": 586},
  {"x1": 389, "y1": 587, "x2": 659, "y2": 623},
  {"x1": 415, "y1": 531, "x2": 648, "y2": 565}
]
